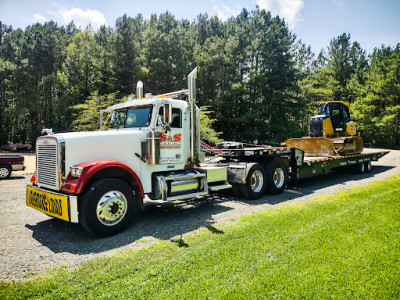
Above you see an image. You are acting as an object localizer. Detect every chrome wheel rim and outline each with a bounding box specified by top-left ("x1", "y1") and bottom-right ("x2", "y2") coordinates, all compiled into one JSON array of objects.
[
  {"x1": 366, "y1": 161, "x2": 371, "y2": 171},
  {"x1": 0, "y1": 167, "x2": 9, "y2": 178},
  {"x1": 273, "y1": 168, "x2": 285, "y2": 188},
  {"x1": 96, "y1": 191, "x2": 128, "y2": 226},
  {"x1": 250, "y1": 170, "x2": 264, "y2": 193}
]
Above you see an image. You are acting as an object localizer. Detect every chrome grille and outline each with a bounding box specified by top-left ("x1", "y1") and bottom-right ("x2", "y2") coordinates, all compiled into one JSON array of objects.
[{"x1": 37, "y1": 139, "x2": 59, "y2": 190}]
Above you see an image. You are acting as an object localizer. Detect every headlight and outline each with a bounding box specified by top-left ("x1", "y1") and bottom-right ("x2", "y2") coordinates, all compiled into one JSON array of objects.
[{"x1": 70, "y1": 167, "x2": 83, "y2": 177}]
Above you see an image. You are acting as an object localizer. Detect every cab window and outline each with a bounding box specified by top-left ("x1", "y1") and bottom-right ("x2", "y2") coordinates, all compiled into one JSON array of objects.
[
  {"x1": 171, "y1": 108, "x2": 182, "y2": 128},
  {"x1": 157, "y1": 107, "x2": 182, "y2": 128},
  {"x1": 110, "y1": 105, "x2": 153, "y2": 128}
]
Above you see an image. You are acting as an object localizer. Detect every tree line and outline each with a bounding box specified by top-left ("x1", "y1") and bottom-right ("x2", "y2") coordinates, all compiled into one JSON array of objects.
[{"x1": 0, "y1": 8, "x2": 399, "y2": 148}]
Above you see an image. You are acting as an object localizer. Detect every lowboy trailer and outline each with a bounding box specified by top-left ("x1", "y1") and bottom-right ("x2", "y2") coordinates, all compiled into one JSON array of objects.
[{"x1": 26, "y1": 68, "x2": 389, "y2": 237}]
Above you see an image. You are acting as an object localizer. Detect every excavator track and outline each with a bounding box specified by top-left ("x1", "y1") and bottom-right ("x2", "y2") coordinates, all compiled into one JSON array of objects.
[{"x1": 332, "y1": 136, "x2": 364, "y2": 156}]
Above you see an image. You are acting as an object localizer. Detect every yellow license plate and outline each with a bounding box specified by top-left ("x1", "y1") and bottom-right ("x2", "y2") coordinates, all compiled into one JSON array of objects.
[{"x1": 26, "y1": 186, "x2": 70, "y2": 221}]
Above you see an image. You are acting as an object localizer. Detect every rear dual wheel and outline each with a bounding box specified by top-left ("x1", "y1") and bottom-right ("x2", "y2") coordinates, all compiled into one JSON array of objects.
[
  {"x1": 239, "y1": 164, "x2": 267, "y2": 200},
  {"x1": 364, "y1": 161, "x2": 372, "y2": 172},
  {"x1": 265, "y1": 161, "x2": 288, "y2": 195},
  {"x1": 239, "y1": 161, "x2": 288, "y2": 200},
  {"x1": 354, "y1": 161, "x2": 372, "y2": 174}
]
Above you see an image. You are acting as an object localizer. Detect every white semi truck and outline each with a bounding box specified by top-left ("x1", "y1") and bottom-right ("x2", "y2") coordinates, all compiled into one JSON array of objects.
[{"x1": 26, "y1": 68, "x2": 388, "y2": 237}]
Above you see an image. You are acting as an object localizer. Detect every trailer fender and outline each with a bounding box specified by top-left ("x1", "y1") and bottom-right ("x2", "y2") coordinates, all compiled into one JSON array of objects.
[{"x1": 61, "y1": 160, "x2": 144, "y2": 200}]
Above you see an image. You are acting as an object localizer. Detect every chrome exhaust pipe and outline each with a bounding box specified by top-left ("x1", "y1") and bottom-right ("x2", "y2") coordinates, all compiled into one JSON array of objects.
[
  {"x1": 188, "y1": 67, "x2": 198, "y2": 165},
  {"x1": 136, "y1": 80, "x2": 143, "y2": 99}
]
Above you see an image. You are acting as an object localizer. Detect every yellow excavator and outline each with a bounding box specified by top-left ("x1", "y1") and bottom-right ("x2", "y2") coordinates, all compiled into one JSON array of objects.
[{"x1": 285, "y1": 101, "x2": 363, "y2": 157}]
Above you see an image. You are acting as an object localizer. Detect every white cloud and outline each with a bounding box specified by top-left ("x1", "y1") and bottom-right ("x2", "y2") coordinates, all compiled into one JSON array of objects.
[
  {"x1": 257, "y1": 0, "x2": 304, "y2": 29},
  {"x1": 32, "y1": 13, "x2": 47, "y2": 24},
  {"x1": 214, "y1": 9, "x2": 227, "y2": 21},
  {"x1": 212, "y1": 2, "x2": 241, "y2": 21},
  {"x1": 59, "y1": 8, "x2": 107, "y2": 30}
]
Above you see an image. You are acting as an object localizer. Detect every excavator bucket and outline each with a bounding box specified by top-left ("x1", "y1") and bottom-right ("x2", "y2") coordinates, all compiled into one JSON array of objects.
[{"x1": 285, "y1": 137, "x2": 334, "y2": 157}]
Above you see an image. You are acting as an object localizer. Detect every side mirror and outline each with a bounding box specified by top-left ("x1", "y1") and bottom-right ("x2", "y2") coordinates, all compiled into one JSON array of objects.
[{"x1": 163, "y1": 103, "x2": 172, "y2": 125}]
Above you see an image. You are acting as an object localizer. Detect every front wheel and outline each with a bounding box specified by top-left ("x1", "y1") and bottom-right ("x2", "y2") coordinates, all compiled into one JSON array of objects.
[
  {"x1": 79, "y1": 178, "x2": 137, "y2": 237},
  {"x1": 0, "y1": 166, "x2": 11, "y2": 179},
  {"x1": 239, "y1": 164, "x2": 267, "y2": 200},
  {"x1": 265, "y1": 160, "x2": 288, "y2": 195}
]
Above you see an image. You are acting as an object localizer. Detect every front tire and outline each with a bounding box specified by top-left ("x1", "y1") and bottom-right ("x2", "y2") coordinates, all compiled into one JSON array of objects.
[
  {"x1": 239, "y1": 164, "x2": 267, "y2": 200},
  {"x1": 79, "y1": 178, "x2": 136, "y2": 237},
  {"x1": 0, "y1": 166, "x2": 11, "y2": 179}
]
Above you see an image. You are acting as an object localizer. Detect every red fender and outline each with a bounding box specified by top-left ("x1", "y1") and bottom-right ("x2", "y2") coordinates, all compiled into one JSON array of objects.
[{"x1": 60, "y1": 160, "x2": 144, "y2": 197}]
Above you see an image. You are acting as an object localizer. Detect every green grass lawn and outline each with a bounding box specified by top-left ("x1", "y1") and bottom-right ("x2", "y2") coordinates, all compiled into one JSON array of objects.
[{"x1": 2, "y1": 175, "x2": 400, "y2": 299}]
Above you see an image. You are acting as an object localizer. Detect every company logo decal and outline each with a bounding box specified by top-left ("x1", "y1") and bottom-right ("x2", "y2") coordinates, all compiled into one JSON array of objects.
[{"x1": 160, "y1": 133, "x2": 182, "y2": 149}]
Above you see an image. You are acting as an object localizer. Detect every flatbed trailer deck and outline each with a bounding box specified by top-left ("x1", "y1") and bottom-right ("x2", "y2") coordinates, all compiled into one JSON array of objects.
[
  {"x1": 215, "y1": 144, "x2": 389, "y2": 183},
  {"x1": 297, "y1": 150, "x2": 389, "y2": 179}
]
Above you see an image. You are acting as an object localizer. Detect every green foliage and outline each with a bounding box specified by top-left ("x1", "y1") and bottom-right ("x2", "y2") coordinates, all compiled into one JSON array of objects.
[
  {"x1": 352, "y1": 45, "x2": 400, "y2": 147},
  {"x1": 2, "y1": 175, "x2": 400, "y2": 298},
  {"x1": 195, "y1": 9, "x2": 305, "y2": 144},
  {"x1": 199, "y1": 106, "x2": 222, "y2": 144},
  {"x1": 0, "y1": 13, "x2": 398, "y2": 147},
  {"x1": 71, "y1": 92, "x2": 123, "y2": 131}
]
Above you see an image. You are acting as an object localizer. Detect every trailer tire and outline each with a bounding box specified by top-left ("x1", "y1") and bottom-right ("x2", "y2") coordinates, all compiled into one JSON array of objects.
[
  {"x1": 354, "y1": 162, "x2": 365, "y2": 174},
  {"x1": 239, "y1": 164, "x2": 267, "y2": 200},
  {"x1": 364, "y1": 161, "x2": 372, "y2": 173},
  {"x1": 79, "y1": 178, "x2": 136, "y2": 237},
  {"x1": 0, "y1": 166, "x2": 11, "y2": 179},
  {"x1": 265, "y1": 160, "x2": 287, "y2": 195}
]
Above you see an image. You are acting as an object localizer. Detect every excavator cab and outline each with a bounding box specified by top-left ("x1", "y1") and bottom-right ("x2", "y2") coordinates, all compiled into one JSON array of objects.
[
  {"x1": 285, "y1": 101, "x2": 363, "y2": 157},
  {"x1": 310, "y1": 101, "x2": 356, "y2": 138}
]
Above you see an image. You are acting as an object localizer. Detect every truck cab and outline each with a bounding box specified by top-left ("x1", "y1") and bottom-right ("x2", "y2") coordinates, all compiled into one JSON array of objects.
[{"x1": 27, "y1": 68, "x2": 232, "y2": 237}]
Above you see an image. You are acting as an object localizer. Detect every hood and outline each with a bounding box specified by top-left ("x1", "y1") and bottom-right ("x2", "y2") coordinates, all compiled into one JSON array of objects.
[{"x1": 55, "y1": 129, "x2": 147, "y2": 172}]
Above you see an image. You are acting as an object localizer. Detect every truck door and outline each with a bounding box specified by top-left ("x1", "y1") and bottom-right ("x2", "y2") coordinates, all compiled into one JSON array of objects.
[{"x1": 157, "y1": 105, "x2": 184, "y2": 164}]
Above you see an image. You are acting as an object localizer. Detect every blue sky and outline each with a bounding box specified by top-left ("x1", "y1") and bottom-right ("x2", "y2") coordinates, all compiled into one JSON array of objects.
[{"x1": 1, "y1": 0, "x2": 399, "y2": 54}]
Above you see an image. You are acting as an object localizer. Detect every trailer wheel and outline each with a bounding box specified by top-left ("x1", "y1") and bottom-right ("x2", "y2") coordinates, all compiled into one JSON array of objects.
[
  {"x1": 354, "y1": 162, "x2": 365, "y2": 174},
  {"x1": 364, "y1": 161, "x2": 372, "y2": 173},
  {"x1": 265, "y1": 160, "x2": 287, "y2": 195},
  {"x1": 79, "y1": 178, "x2": 136, "y2": 237},
  {"x1": 239, "y1": 164, "x2": 267, "y2": 200},
  {"x1": 0, "y1": 166, "x2": 11, "y2": 179}
]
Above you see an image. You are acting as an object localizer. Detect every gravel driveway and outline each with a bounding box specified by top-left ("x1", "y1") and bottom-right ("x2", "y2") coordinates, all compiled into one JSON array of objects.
[{"x1": 1, "y1": 149, "x2": 400, "y2": 281}]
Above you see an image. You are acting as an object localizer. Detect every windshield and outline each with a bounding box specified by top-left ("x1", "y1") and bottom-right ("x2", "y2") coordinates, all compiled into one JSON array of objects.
[
  {"x1": 318, "y1": 103, "x2": 327, "y2": 115},
  {"x1": 109, "y1": 105, "x2": 153, "y2": 128}
]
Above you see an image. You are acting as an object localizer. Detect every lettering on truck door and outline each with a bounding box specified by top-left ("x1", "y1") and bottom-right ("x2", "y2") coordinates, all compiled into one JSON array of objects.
[{"x1": 158, "y1": 106, "x2": 184, "y2": 164}]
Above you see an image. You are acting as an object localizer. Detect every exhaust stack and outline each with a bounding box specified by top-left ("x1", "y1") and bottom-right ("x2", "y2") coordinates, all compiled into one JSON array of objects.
[
  {"x1": 136, "y1": 80, "x2": 143, "y2": 99},
  {"x1": 188, "y1": 67, "x2": 198, "y2": 165}
]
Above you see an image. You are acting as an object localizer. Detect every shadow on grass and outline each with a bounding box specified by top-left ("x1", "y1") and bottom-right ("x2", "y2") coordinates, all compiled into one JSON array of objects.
[{"x1": 25, "y1": 164, "x2": 394, "y2": 255}]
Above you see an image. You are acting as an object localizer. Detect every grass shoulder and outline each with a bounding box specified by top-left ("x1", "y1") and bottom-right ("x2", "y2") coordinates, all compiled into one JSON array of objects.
[{"x1": 2, "y1": 175, "x2": 400, "y2": 299}]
